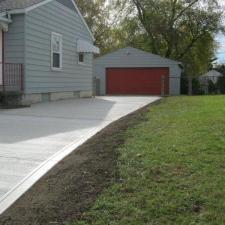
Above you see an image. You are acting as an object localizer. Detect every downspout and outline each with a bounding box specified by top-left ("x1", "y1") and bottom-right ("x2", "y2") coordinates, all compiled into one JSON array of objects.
[
  {"x1": 0, "y1": 12, "x2": 12, "y2": 101},
  {"x1": 7, "y1": 12, "x2": 11, "y2": 21},
  {"x1": 0, "y1": 12, "x2": 12, "y2": 23},
  {"x1": 2, "y1": 29, "x2": 4, "y2": 94}
]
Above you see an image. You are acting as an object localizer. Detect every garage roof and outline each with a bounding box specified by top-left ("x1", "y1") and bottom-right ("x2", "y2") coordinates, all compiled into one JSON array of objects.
[{"x1": 95, "y1": 47, "x2": 181, "y2": 65}]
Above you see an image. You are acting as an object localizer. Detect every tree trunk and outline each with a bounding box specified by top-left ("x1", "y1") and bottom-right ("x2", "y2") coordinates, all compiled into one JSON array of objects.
[{"x1": 188, "y1": 76, "x2": 192, "y2": 95}]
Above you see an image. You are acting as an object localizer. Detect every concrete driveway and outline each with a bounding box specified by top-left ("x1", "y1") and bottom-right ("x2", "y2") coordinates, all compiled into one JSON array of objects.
[{"x1": 0, "y1": 96, "x2": 160, "y2": 214}]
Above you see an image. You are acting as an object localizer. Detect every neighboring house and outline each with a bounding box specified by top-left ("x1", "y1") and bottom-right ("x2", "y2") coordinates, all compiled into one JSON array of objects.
[
  {"x1": 199, "y1": 70, "x2": 223, "y2": 84},
  {"x1": 94, "y1": 47, "x2": 181, "y2": 96},
  {"x1": 0, "y1": 0, "x2": 99, "y2": 105}
]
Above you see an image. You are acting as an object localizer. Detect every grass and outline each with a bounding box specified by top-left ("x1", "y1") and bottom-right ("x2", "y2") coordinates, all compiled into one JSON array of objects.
[{"x1": 72, "y1": 96, "x2": 225, "y2": 225}]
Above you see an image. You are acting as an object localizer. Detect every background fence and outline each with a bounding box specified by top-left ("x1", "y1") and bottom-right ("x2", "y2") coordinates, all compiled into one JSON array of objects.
[
  {"x1": 93, "y1": 75, "x2": 225, "y2": 96},
  {"x1": 179, "y1": 75, "x2": 225, "y2": 95}
]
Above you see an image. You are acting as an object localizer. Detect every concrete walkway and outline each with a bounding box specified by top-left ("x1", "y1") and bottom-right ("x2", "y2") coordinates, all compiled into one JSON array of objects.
[{"x1": 0, "y1": 96, "x2": 160, "y2": 214}]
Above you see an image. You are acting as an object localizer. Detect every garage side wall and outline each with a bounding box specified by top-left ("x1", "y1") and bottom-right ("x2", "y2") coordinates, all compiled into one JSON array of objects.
[
  {"x1": 169, "y1": 65, "x2": 182, "y2": 95},
  {"x1": 95, "y1": 66, "x2": 106, "y2": 95},
  {"x1": 94, "y1": 48, "x2": 181, "y2": 96}
]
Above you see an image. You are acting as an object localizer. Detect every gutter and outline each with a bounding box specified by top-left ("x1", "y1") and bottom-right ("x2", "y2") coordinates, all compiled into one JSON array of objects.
[
  {"x1": 0, "y1": 11, "x2": 12, "y2": 24},
  {"x1": 0, "y1": 17, "x2": 11, "y2": 23}
]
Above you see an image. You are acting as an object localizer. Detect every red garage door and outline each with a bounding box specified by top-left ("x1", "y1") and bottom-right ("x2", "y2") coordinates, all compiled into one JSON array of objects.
[{"x1": 106, "y1": 68, "x2": 169, "y2": 95}]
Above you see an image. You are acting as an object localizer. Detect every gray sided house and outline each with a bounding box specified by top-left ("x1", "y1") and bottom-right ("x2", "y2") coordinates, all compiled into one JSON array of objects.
[
  {"x1": 94, "y1": 47, "x2": 181, "y2": 96},
  {"x1": 0, "y1": 0, "x2": 99, "y2": 105}
]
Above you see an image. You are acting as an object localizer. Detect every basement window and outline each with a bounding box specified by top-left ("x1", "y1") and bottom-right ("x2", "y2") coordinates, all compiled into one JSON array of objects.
[
  {"x1": 78, "y1": 53, "x2": 85, "y2": 64},
  {"x1": 51, "y1": 32, "x2": 62, "y2": 70}
]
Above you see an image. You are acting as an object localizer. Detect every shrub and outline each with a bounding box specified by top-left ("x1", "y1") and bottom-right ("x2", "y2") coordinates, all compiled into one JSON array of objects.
[
  {"x1": 216, "y1": 75, "x2": 225, "y2": 94},
  {"x1": 208, "y1": 80, "x2": 217, "y2": 94}
]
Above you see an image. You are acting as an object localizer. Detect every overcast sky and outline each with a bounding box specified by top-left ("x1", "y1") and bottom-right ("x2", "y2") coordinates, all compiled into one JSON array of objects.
[{"x1": 216, "y1": 0, "x2": 225, "y2": 64}]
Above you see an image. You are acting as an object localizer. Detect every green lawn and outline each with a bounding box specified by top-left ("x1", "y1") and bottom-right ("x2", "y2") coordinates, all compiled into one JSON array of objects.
[{"x1": 72, "y1": 96, "x2": 225, "y2": 225}]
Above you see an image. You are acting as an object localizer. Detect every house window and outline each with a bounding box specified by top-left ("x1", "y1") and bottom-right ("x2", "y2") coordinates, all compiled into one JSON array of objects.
[
  {"x1": 78, "y1": 53, "x2": 84, "y2": 64},
  {"x1": 51, "y1": 32, "x2": 62, "y2": 70}
]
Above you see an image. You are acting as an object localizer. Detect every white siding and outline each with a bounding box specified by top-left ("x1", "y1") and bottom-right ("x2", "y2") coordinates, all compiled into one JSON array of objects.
[
  {"x1": 4, "y1": 14, "x2": 25, "y2": 64},
  {"x1": 94, "y1": 47, "x2": 181, "y2": 95},
  {"x1": 24, "y1": 0, "x2": 93, "y2": 94}
]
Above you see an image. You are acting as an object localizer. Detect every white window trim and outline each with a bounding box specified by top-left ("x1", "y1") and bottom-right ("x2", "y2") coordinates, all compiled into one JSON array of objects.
[{"x1": 51, "y1": 32, "x2": 62, "y2": 71}]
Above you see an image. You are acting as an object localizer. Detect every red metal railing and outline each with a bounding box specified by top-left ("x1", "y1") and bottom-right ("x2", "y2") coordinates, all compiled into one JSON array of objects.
[{"x1": 1, "y1": 63, "x2": 24, "y2": 93}]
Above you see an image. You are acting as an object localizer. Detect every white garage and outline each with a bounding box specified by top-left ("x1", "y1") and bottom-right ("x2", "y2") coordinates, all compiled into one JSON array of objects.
[{"x1": 94, "y1": 47, "x2": 182, "y2": 96}]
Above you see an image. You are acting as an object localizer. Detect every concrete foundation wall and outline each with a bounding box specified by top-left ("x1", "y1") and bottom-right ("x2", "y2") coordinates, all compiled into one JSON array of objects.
[
  {"x1": 50, "y1": 92, "x2": 75, "y2": 101},
  {"x1": 20, "y1": 90, "x2": 92, "y2": 105}
]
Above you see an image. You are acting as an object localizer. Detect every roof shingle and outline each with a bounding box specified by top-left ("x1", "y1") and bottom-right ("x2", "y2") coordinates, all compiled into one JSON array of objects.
[{"x1": 0, "y1": 0, "x2": 46, "y2": 12}]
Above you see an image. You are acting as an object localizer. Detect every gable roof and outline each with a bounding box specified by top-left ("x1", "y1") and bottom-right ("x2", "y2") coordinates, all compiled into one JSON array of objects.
[
  {"x1": 0, "y1": 0, "x2": 95, "y2": 41},
  {"x1": 95, "y1": 47, "x2": 181, "y2": 65},
  {"x1": 0, "y1": 0, "x2": 45, "y2": 12},
  {"x1": 201, "y1": 70, "x2": 222, "y2": 78}
]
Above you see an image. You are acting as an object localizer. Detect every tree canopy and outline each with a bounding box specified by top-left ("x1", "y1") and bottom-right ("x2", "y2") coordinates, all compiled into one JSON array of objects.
[{"x1": 76, "y1": 0, "x2": 224, "y2": 76}]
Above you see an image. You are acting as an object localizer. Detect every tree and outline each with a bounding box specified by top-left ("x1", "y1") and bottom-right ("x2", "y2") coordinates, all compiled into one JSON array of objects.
[
  {"x1": 75, "y1": 0, "x2": 109, "y2": 54},
  {"x1": 113, "y1": 0, "x2": 224, "y2": 94},
  {"x1": 214, "y1": 64, "x2": 225, "y2": 93},
  {"x1": 124, "y1": 0, "x2": 223, "y2": 60},
  {"x1": 76, "y1": 0, "x2": 124, "y2": 55},
  {"x1": 214, "y1": 64, "x2": 225, "y2": 75},
  {"x1": 75, "y1": 0, "x2": 224, "y2": 94}
]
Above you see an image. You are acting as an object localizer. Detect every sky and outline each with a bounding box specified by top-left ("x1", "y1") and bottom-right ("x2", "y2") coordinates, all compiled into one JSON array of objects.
[
  {"x1": 216, "y1": 0, "x2": 225, "y2": 64},
  {"x1": 216, "y1": 33, "x2": 225, "y2": 64}
]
